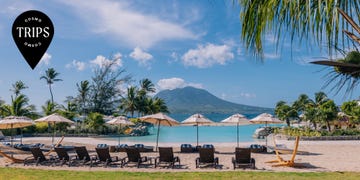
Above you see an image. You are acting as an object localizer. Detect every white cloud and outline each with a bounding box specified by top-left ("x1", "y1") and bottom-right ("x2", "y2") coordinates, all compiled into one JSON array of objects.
[
  {"x1": 39, "y1": 52, "x2": 51, "y2": 65},
  {"x1": 61, "y1": 0, "x2": 196, "y2": 48},
  {"x1": 0, "y1": 1, "x2": 34, "y2": 16},
  {"x1": 66, "y1": 60, "x2": 86, "y2": 71},
  {"x1": 182, "y1": 43, "x2": 234, "y2": 68},
  {"x1": 157, "y1": 77, "x2": 203, "y2": 90},
  {"x1": 129, "y1": 47, "x2": 153, "y2": 67},
  {"x1": 240, "y1": 92, "x2": 256, "y2": 99},
  {"x1": 90, "y1": 53, "x2": 123, "y2": 70}
]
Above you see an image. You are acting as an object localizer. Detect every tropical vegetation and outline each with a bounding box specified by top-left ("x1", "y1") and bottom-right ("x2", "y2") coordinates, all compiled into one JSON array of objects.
[
  {"x1": 274, "y1": 91, "x2": 360, "y2": 137},
  {"x1": 0, "y1": 58, "x2": 169, "y2": 137}
]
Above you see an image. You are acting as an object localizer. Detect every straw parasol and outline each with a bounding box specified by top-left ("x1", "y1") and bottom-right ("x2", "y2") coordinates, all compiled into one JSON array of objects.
[
  {"x1": 106, "y1": 116, "x2": 134, "y2": 145},
  {"x1": 221, "y1": 113, "x2": 250, "y2": 147},
  {"x1": 181, "y1": 113, "x2": 214, "y2": 147},
  {"x1": 0, "y1": 116, "x2": 35, "y2": 145},
  {"x1": 140, "y1": 112, "x2": 179, "y2": 151},
  {"x1": 35, "y1": 113, "x2": 74, "y2": 144},
  {"x1": 249, "y1": 113, "x2": 283, "y2": 146}
]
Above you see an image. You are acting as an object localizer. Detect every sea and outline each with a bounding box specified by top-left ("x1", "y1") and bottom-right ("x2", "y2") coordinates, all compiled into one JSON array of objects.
[{"x1": 108, "y1": 113, "x2": 279, "y2": 144}]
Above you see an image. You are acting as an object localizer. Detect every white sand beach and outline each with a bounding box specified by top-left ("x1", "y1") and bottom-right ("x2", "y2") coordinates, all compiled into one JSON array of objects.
[{"x1": 1, "y1": 137, "x2": 359, "y2": 172}]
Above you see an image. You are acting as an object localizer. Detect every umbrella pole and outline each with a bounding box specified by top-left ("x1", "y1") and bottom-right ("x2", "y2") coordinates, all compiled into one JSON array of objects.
[
  {"x1": 237, "y1": 122, "x2": 239, "y2": 147},
  {"x1": 52, "y1": 123, "x2": 55, "y2": 145},
  {"x1": 196, "y1": 123, "x2": 199, "y2": 147},
  {"x1": 20, "y1": 128, "x2": 23, "y2": 144},
  {"x1": 156, "y1": 121, "x2": 160, "y2": 151},
  {"x1": 118, "y1": 124, "x2": 121, "y2": 145},
  {"x1": 11, "y1": 124, "x2": 13, "y2": 147},
  {"x1": 265, "y1": 122, "x2": 268, "y2": 147}
]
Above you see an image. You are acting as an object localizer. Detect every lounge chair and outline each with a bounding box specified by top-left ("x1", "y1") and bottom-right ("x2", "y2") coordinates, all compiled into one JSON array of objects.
[
  {"x1": 195, "y1": 147, "x2": 219, "y2": 168},
  {"x1": 155, "y1": 147, "x2": 180, "y2": 168},
  {"x1": 74, "y1": 146, "x2": 97, "y2": 166},
  {"x1": 54, "y1": 147, "x2": 78, "y2": 167},
  {"x1": 95, "y1": 147, "x2": 123, "y2": 167},
  {"x1": 24, "y1": 147, "x2": 55, "y2": 166},
  {"x1": 266, "y1": 136, "x2": 300, "y2": 167},
  {"x1": 232, "y1": 148, "x2": 255, "y2": 169},
  {"x1": 180, "y1": 144, "x2": 194, "y2": 153},
  {"x1": 124, "y1": 147, "x2": 149, "y2": 168}
]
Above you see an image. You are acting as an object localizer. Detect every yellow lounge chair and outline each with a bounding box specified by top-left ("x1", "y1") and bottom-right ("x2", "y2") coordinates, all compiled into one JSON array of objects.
[{"x1": 266, "y1": 135, "x2": 300, "y2": 167}]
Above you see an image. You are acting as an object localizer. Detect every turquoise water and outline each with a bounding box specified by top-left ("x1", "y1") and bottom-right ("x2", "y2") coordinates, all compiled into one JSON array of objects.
[{"x1": 108, "y1": 113, "x2": 279, "y2": 144}]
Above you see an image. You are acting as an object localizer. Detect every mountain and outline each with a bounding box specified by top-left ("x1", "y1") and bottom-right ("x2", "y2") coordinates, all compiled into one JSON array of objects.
[{"x1": 154, "y1": 86, "x2": 273, "y2": 114}]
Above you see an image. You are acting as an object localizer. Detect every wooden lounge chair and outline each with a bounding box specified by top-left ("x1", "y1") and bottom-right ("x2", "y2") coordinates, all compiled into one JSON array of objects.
[
  {"x1": 0, "y1": 149, "x2": 25, "y2": 163},
  {"x1": 74, "y1": 146, "x2": 97, "y2": 166},
  {"x1": 266, "y1": 136, "x2": 300, "y2": 167},
  {"x1": 95, "y1": 147, "x2": 123, "y2": 167},
  {"x1": 232, "y1": 148, "x2": 255, "y2": 169},
  {"x1": 155, "y1": 147, "x2": 180, "y2": 168},
  {"x1": 54, "y1": 147, "x2": 78, "y2": 167},
  {"x1": 24, "y1": 147, "x2": 55, "y2": 166},
  {"x1": 124, "y1": 147, "x2": 149, "y2": 168},
  {"x1": 195, "y1": 147, "x2": 219, "y2": 168}
]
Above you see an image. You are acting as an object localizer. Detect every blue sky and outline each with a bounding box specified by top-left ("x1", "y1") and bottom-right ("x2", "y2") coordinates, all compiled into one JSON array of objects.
[{"x1": 0, "y1": 0, "x2": 358, "y2": 111}]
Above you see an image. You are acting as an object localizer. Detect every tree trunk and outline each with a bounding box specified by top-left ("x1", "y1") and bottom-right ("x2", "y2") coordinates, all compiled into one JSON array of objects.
[
  {"x1": 313, "y1": 121, "x2": 317, "y2": 130},
  {"x1": 327, "y1": 121, "x2": 331, "y2": 131},
  {"x1": 286, "y1": 119, "x2": 290, "y2": 127},
  {"x1": 49, "y1": 84, "x2": 54, "y2": 103}
]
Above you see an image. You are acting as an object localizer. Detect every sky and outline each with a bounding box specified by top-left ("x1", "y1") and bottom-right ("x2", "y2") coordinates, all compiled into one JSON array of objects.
[{"x1": 0, "y1": 0, "x2": 359, "y2": 112}]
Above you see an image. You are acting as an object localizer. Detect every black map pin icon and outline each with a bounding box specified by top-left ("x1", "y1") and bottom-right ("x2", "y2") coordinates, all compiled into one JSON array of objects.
[{"x1": 12, "y1": 10, "x2": 54, "y2": 69}]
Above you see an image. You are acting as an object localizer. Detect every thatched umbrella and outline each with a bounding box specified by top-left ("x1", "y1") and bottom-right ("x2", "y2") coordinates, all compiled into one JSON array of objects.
[
  {"x1": 181, "y1": 113, "x2": 214, "y2": 147},
  {"x1": 221, "y1": 113, "x2": 251, "y2": 147},
  {"x1": 140, "y1": 112, "x2": 179, "y2": 151},
  {"x1": 35, "y1": 113, "x2": 74, "y2": 144},
  {"x1": 0, "y1": 116, "x2": 34, "y2": 145},
  {"x1": 106, "y1": 116, "x2": 134, "y2": 145}
]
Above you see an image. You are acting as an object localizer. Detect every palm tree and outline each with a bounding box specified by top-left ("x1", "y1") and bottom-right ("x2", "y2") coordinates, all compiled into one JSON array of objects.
[
  {"x1": 120, "y1": 86, "x2": 138, "y2": 117},
  {"x1": 10, "y1": 80, "x2": 28, "y2": 97},
  {"x1": 238, "y1": 1, "x2": 360, "y2": 58},
  {"x1": 0, "y1": 94, "x2": 37, "y2": 117},
  {"x1": 319, "y1": 100, "x2": 338, "y2": 131},
  {"x1": 275, "y1": 101, "x2": 298, "y2": 126},
  {"x1": 41, "y1": 100, "x2": 58, "y2": 116},
  {"x1": 85, "y1": 112, "x2": 104, "y2": 133},
  {"x1": 341, "y1": 101, "x2": 360, "y2": 125},
  {"x1": 76, "y1": 80, "x2": 90, "y2": 115},
  {"x1": 139, "y1": 78, "x2": 156, "y2": 95},
  {"x1": 40, "y1": 68, "x2": 62, "y2": 103}
]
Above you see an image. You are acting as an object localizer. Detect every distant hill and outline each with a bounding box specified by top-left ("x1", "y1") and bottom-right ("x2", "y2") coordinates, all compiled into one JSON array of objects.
[{"x1": 154, "y1": 86, "x2": 273, "y2": 114}]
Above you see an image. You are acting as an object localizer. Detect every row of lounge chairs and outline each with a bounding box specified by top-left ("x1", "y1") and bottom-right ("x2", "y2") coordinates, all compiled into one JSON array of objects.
[{"x1": 23, "y1": 146, "x2": 255, "y2": 169}]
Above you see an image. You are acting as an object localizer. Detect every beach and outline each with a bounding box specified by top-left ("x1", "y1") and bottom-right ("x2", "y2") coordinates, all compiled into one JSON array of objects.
[{"x1": 1, "y1": 137, "x2": 359, "y2": 172}]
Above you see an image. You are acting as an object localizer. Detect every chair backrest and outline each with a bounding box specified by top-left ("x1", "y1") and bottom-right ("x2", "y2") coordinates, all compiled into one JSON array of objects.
[
  {"x1": 198, "y1": 148, "x2": 215, "y2": 163},
  {"x1": 158, "y1": 147, "x2": 174, "y2": 162},
  {"x1": 125, "y1": 147, "x2": 141, "y2": 162},
  {"x1": 55, "y1": 147, "x2": 70, "y2": 160},
  {"x1": 74, "y1": 146, "x2": 90, "y2": 161},
  {"x1": 235, "y1": 147, "x2": 251, "y2": 163},
  {"x1": 95, "y1": 147, "x2": 111, "y2": 162},
  {"x1": 30, "y1": 147, "x2": 46, "y2": 162}
]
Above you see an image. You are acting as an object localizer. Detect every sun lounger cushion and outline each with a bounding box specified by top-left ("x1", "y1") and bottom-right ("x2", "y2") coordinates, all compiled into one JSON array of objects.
[
  {"x1": 202, "y1": 144, "x2": 214, "y2": 149},
  {"x1": 97, "y1": 144, "x2": 108, "y2": 148},
  {"x1": 134, "y1": 144, "x2": 144, "y2": 148}
]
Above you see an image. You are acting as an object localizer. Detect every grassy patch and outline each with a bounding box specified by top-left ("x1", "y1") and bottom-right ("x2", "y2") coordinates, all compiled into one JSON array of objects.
[{"x1": 0, "y1": 168, "x2": 359, "y2": 180}]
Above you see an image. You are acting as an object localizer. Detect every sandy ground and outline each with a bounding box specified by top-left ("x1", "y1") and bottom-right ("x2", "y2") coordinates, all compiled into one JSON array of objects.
[{"x1": 0, "y1": 136, "x2": 359, "y2": 172}]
